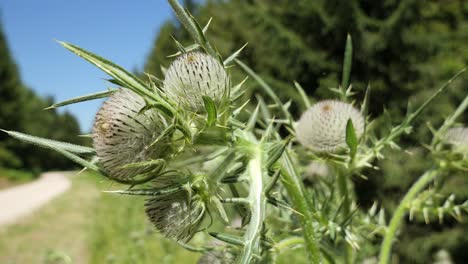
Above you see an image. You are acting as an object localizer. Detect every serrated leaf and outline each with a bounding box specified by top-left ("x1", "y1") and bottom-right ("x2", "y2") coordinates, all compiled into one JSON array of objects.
[
  {"x1": 341, "y1": 34, "x2": 353, "y2": 93},
  {"x1": 202, "y1": 96, "x2": 217, "y2": 127},
  {"x1": 119, "y1": 159, "x2": 165, "y2": 169},
  {"x1": 223, "y1": 43, "x2": 248, "y2": 66},
  {"x1": 1, "y1": 129, "x2": 94, "y2": 154},
  {"x1": 104, "y1": 184, "x2": 184, "y2": 197},
  {"x1": 266, "y1": 139, "x2": 290, "y2": 169},
  {"x1": 346, "y1": 119, "x2": 358, "y2": 159},
  {"x1": 170, "y1": 34, "x2": 187, "y2": 54},
  {"x1": 361, "y1": 83, "x2": 371, "y2": 117},
  {"x1": 139, "y1": 102, "x2": 174, "y2": 118},
  {"x1": 293, "y1": 81, "x2": 311, "y2": 109},
  {"x1": 55, "y1": 148, "x2": 100, "y2": 172},
  {"x1": 168, "y1": 43, "x2": 200, "y2": 58},
  {"x1": 3, "y1": 131, "x2": 100, "y2": 173},
  {"x1": 212, "y1": 196, "x2": 229, "y2": 223},
  {"x1": 188, "y1": 10, "x2": 216, "y2": 57},
  {"x1": 59, "y1": 41, "x2": 168, "y2": 110},
  {"x1": 235, "y1": 59, "x2": 291, "y2": 122},
  {"x1": 230, "y1": 76, "x2": 248, "y2": 102},
  {"x1": 246, "y1": 104, "x2": 260, "y2": 131},
  {"x1": 168, "y1": 0, "x2": 200, "y2": 42},
  {"x1": 405, "y1": 68, "x2": 465, "y2": 125},
  {"x1": 202, "y1": 17, "x2": 212, "y2": 34},
  {"x1": 209, "y1": 232, "x2": 245, "y2": 246},
  {"x1": 107, "y1": 78, "x2": 125, "y2": 86},
  {"x1": 46, "y1": 89, "x2": 116, "y2": 109}
]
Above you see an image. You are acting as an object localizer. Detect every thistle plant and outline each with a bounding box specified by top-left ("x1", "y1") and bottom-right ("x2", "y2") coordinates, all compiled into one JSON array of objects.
[{"x1": 2, "y1": 1, "x2": 467, "y2": 263}]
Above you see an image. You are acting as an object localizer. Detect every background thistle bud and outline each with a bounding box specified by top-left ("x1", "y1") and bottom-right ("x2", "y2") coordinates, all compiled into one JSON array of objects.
[
  {"x1": 197, "y1": 250, "x2": 235, "y2": 264},
  {"x1": 444, "y1": 127, "x2": 468, "y2": 152},
  {"x1": 163, "y1": 51, "x2": 229, "y2": 111},
  {"x1": 304, "y1": 160, "x2": 330, "y2": 181},
  {"x1": 92, "y1": 88, "x2": 171, "y2": 180},
  {"x1": 296, "y1": 100, "x2": 365, "y2": 153}
]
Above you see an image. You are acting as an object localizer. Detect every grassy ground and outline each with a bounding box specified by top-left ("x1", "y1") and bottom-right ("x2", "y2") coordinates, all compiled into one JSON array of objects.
[
  {"x1": 0, "y1": 172, "x2": 199, "y2": 264},
  {"x1": 0, "y1": 171, "x2": 309, "y2": 263}
]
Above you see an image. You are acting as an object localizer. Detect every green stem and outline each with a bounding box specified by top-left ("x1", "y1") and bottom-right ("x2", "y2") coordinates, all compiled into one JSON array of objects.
[
  {"x1": 280, "y1": 151, "x2": 322, "y2": 263},
  {"x1": 378, "y1": 169, "x2": 439, "y2": 264},
  {"x1": 337, "y1": 169, "x2": 353, "y2": 264},
  {"x1": 337, "y1": 170, "x2": 350, "y2": 217},
  {"x1": 238, "y1": 144, "x2": 266, "y2": 264}
]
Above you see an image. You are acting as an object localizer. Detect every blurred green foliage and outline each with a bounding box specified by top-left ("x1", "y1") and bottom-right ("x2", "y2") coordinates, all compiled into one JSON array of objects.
[
  {"x1": 144, "y1": 0, "x2": 468, "y2": 262},
  {"x1": 0, "y1": 24, "x2": 85, "y2": 177},
  {"x1": 0, "y1": 167, "x2": 35, "y2": 183}
]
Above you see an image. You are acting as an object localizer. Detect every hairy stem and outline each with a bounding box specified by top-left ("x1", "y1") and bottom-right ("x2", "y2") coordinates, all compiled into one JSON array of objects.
[
  {"x1": 378, "y1": 169, "x2": 439, "y2": 264},
  {"x1": 280, "y1": 151, "x2": 322, "y2": 263},
  {"x1": 238, "y1": 144, "x2": 266, "y2": 264}
]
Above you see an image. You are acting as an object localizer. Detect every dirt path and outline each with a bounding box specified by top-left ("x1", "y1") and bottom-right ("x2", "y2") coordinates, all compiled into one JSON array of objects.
[{"x1": 0, "y1": 171, "x2": 72, "y2": 226}]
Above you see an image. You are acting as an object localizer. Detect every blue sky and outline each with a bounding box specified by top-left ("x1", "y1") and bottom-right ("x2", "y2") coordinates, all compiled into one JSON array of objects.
[{"x1": 1, "y1": 0, "x2": 174, "y2": 132}]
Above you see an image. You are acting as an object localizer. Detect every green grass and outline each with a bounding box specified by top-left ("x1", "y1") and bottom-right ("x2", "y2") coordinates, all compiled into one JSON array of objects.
[
  {"x1": 0, "y1": 167, "x2": 35, "y2": 188},
  {"x1": 0, "y1": 172, "x2": 199, "y2": 264},
  {"x1": 0, "y1": 172, "x2": 98, "y2": 264}
]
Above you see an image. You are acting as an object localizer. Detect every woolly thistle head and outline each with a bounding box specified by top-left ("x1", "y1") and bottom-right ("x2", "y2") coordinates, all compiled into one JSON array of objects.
[
  {"x1": 296, "y1": 100, "x2": 365, "y2": 153},
  {"x1": 92, "y1": 88, "x2": 171, "y2": 180},
  {"x1": 304, "y1": 160, "x2": 330, "y2": 181},
  {"x1": 197, "y1": 250, "x2": 235, "y2": 264},
  {"x1": 163, "y1": 51, "x2": 230, "y2": 111},
  {"x1": 145, "y1": 189, "x2": 205, "y2": 242},
  {"x1": 443, "y1": 127, "x2": 468, "y2": 152}
]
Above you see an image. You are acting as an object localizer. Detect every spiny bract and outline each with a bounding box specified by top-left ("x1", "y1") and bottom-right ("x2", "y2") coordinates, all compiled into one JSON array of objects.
[
  {"x1": 296, "y1": 100, "x2": 365, "y2": 153},
  {"x1": 163, "y1": 51, "x2": 229, "y2": 111},
  {"x1": 92, "y1": 88, "x2": 171, "y2": 180}
]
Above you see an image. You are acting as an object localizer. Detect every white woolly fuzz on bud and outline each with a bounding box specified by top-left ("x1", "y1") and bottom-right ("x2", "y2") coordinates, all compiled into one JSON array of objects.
[
  {"x1": 197, "y1": 250, "x2": 235, "y2": 264},
  {"x1": 304, "y1": 160, "x2": 330, "y2": 180},
  {"x1": 296, "y1": 100, "x2": 365, "y2": 153},
  {"x1": 163, "y1": 51, "x2": 229, "y2": 111},
  {"x1": 444, "y1": 127, "x2": 468, "y2": 151},
  {"x1": 145, "y1": 191, "x2": 205, "y2": 242},
  {"x1": 92, "y1": 89, "x2": 170, "y2": 180}
]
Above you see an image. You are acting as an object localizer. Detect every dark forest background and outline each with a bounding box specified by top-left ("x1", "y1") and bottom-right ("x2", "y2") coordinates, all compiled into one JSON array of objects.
[{"x1": 0, "y1": 25, "x2": 84, "y2": 180}]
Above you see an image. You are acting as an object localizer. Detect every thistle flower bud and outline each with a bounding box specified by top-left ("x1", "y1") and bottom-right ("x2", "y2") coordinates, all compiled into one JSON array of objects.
[
  {"x1": 304, "y1": 161, "x2": 330, "y2": 180},
  {"x1": 197, "y1": 250, "x2": 235, "y2": 264},
  {"x1": 92, "y1": 89, "x2": 170, "y2": 180},
  {"x1": 163, "y1": 51, "x2": 229, "y2": 111},
  {"x1": 444, "y1": 127, "x2": 468, "y2": 146},
  {"x1": 296, "y1": 100, "x2": 365, "y2": 153},
  {"x1": 444, "y1": 127, "x2": 468, "y2": 152},
  {"x1": 145, "y1": 191, "x2": 205, "y2": 242}
]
